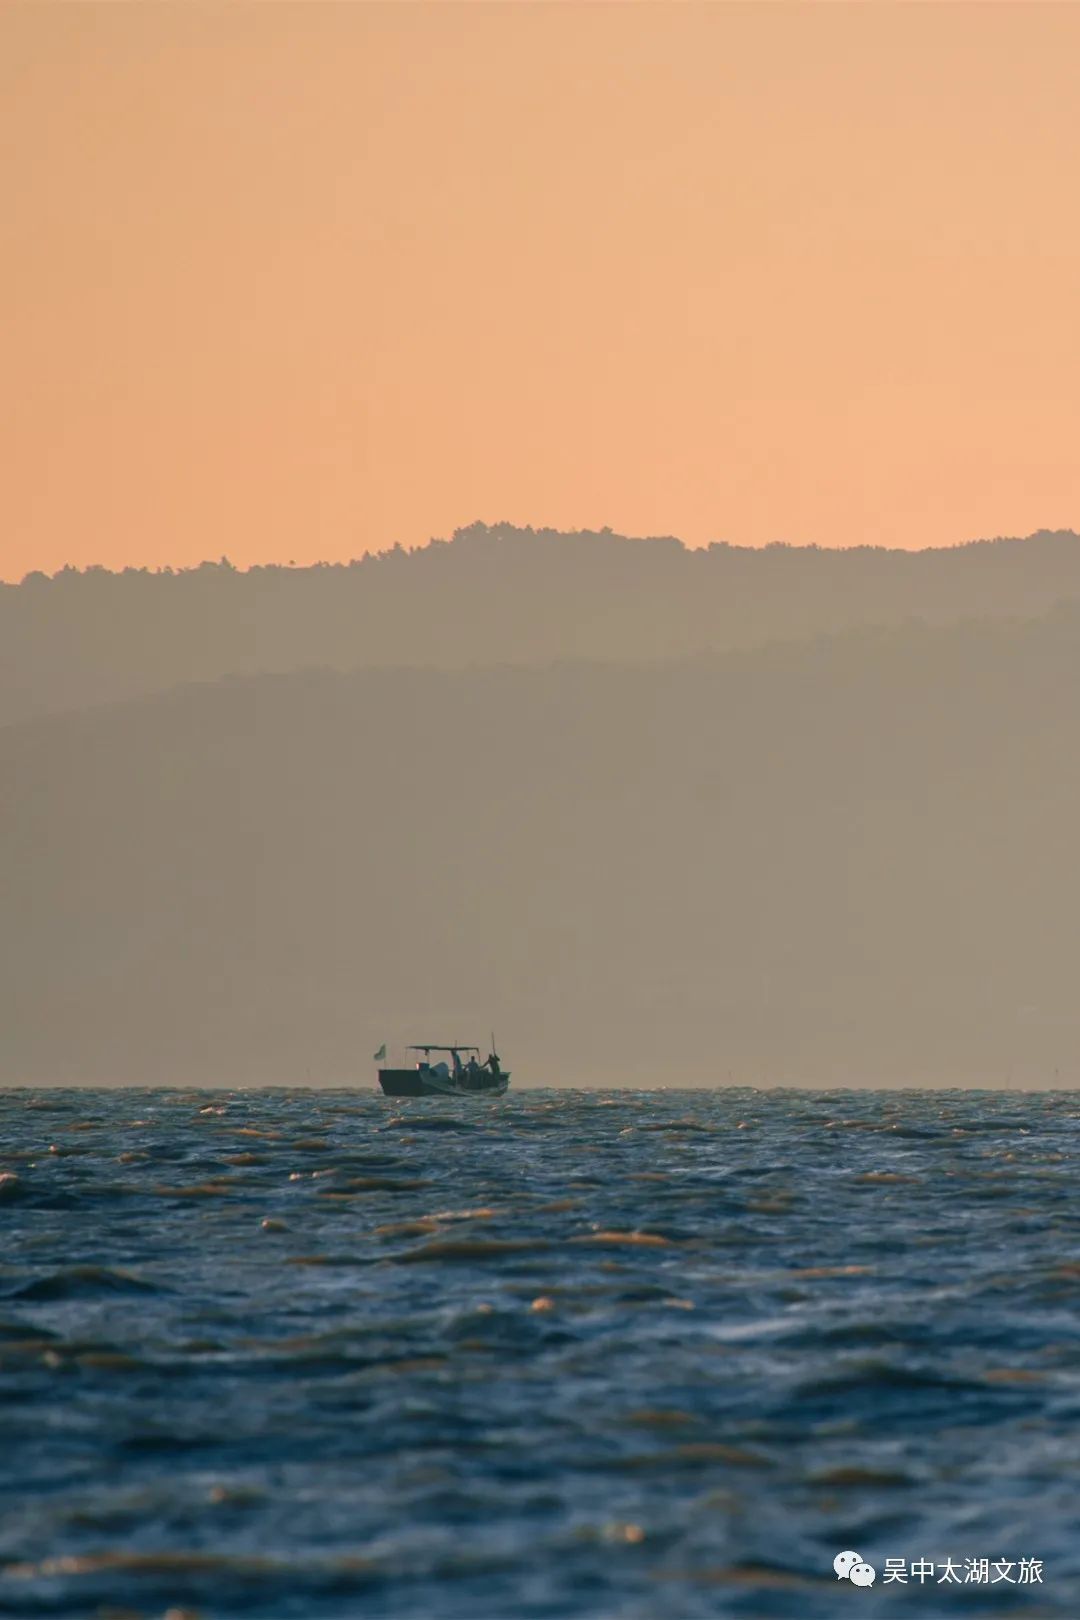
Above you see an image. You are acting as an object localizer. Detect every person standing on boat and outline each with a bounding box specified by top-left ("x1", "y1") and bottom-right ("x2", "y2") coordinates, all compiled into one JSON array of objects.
[{"x1": 486, "y1": 1051, "x2": 500, "y2": 1076}]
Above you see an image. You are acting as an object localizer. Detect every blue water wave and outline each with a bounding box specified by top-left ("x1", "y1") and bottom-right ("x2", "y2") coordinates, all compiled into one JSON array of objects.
[{"x1": 1, "y1": 1086, "x2": 1078, "y2": 1618}]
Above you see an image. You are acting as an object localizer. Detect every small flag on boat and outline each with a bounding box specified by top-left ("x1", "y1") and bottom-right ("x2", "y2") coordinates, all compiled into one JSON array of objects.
[{"x1": 373, "y1": 1043, "x2": 386, "y2": 1062}]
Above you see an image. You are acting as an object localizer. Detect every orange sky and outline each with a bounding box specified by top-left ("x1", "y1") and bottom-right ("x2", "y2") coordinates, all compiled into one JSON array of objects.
[{"x1": 3, "y1": 2, "x2": 1079, "y2": 581}]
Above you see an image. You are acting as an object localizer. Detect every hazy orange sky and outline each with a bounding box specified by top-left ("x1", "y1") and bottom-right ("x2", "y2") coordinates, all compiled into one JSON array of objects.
[{"x1": 3, "y1": 3, "x2": 1079, "y2": 581}]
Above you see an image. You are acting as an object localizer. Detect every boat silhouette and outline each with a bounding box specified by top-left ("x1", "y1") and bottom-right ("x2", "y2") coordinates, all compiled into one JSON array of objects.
[{"x1": 377, "y1": 1044, "x2": 510, "y2": 1098}]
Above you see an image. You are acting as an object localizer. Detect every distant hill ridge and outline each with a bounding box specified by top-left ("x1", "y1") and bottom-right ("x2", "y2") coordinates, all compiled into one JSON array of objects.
[
  {"x1": 2, "y1": 523, "x2": 1079, "y2": 725},
  {"x1": 4, "y1": 604, "x2": 1080, "y2": 1086}
]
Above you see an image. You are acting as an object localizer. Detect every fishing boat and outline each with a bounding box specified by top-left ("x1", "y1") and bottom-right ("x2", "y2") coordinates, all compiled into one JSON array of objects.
[{"x1": 376, "y1": 1044, "x2": 510, "y2": 1098}]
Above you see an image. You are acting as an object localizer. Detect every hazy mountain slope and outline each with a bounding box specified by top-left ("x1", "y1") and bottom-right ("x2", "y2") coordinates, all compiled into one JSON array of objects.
[
  {"x1": 3, "y1": 609, "x2": 1079, "y2": 1086},
  {"x1": 3, "y1": 525, "x2": 1080, "y2": 724}
]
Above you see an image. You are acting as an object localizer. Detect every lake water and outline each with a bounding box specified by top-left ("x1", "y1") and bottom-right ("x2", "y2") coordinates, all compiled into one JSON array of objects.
[{"x1": 2, "y1": 1087, "x2": 1078, "y2": 1618}]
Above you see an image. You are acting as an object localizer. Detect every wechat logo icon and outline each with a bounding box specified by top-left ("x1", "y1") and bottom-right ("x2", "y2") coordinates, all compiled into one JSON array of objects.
[{"x1": 835, "y1": 1550, "x2": 876, "y2": 1587}]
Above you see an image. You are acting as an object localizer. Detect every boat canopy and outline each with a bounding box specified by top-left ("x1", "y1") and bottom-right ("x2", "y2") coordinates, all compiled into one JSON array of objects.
[{"x1": 407, "y1": 1044, "x2": 481, "y2": 1054}]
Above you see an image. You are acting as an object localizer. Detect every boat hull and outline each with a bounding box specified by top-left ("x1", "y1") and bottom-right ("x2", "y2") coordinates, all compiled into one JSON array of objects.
[{"x1": 378, "y1": 1068, "x2": 510, "y2": 1098}]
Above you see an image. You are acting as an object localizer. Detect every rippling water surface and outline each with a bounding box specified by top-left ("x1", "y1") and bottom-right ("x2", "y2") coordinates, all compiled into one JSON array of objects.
[{"x1": 2, "y1": 1087, "x2": 1079, "y2": 1619}]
